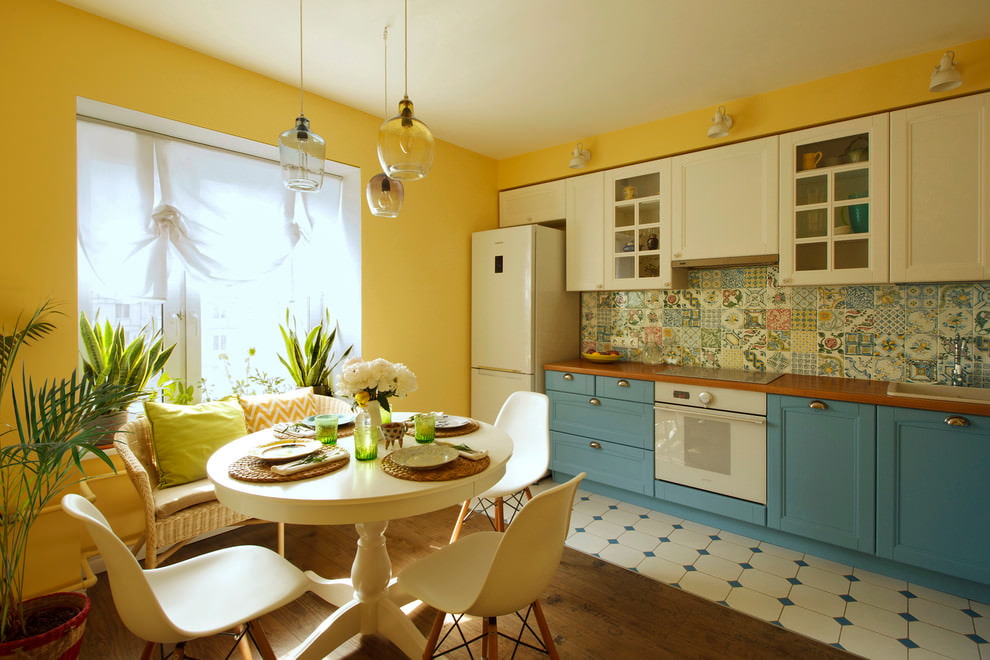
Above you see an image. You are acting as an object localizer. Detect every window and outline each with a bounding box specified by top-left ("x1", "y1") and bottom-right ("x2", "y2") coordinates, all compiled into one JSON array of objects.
[{"x1": 76, "y1": 99, "x2": 361, "y2": 401}]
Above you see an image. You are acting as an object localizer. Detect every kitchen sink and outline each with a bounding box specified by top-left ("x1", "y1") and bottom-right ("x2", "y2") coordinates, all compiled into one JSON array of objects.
[{"x1": 886, "y1": 381, "x2": 990, "y2": 404}]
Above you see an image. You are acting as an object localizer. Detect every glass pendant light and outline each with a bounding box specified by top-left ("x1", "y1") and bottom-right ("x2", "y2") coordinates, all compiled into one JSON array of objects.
[
  {"x1": 367, "y1": 27, "x2": 404, "y2": 217},
  {"x1": 279, "y1": 0, "x2": 325, "y2": 192},
  {"x1": 377, "y1": 0, "x2": 434, "y2": 181}
]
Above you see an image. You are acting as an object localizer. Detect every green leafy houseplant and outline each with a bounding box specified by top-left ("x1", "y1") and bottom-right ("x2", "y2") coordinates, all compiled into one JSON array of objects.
[
  {"x1": 278, "y1": 309, "x2": 352, "y2": 396},
  {"x1": 1, "y1": 302, "x2": 137, "y2": 645},
  {"x1": 78, "y1": 312, "x2": 174, "y2": 412}
]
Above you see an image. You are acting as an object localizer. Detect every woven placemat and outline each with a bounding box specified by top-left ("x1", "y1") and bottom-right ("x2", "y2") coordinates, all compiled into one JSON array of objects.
[
  {"x1": 434, "y1": 419, "x2": 480, "y2": 438},
  {"x1": 381, "y1": 453, "x2": 490, "y2": 482},
  {"x1": 228, "y1": 446, "x2": 350, "y2": 482}
]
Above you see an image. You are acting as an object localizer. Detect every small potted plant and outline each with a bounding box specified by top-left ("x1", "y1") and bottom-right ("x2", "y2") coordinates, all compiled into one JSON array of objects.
[
  {"x1": 278, "y1": 309, "x2": 352, "y2": 396},
  {"x1": 1, "y1": 302, "x2": 138, "y2": 657},
  {"x1": 78, "y1": 312, "x2": 174, "y2": 443}
]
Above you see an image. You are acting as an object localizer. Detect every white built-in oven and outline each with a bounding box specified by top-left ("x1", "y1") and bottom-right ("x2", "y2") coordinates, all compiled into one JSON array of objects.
[{"x1": 654, "y1": 381, "x2": 767, "y2": 504}]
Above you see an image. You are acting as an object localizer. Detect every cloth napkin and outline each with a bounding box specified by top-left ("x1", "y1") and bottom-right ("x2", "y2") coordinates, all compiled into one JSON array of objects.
[
  {"x1": 273, "y1": 422, "x2": 316, "y2": 439},
  {"x1": 439, "y1": 442, "x2": 488, "y2": 461},
  {"x1": 270, "y1": 445, "x2": 348, "y2": 475}
]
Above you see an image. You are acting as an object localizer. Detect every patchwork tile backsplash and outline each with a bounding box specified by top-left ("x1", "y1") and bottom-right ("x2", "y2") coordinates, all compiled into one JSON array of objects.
[{"x1": 580, "y1": 265, "x2": 990, "y2": 388}]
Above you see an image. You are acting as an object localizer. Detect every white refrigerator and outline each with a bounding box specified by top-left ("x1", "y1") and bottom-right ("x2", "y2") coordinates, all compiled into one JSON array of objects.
[{"x1": 471, "y1": 225, "x2": 579, "y2": 423}]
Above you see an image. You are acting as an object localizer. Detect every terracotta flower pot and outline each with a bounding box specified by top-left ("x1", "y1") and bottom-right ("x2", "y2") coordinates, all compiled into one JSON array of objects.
[{"x1": 0, "y1": 592, "x2": 90, "y2": 660}]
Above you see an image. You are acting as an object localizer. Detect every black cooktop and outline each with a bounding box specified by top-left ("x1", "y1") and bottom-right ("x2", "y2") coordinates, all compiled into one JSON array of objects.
[{"x1": 654, "y1": 365, "x2": 782, "y2": 385}]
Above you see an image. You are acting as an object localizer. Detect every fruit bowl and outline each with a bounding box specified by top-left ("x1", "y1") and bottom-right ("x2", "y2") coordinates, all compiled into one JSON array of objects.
[{"x1": 582, "y1": 351, "x2": 621, "y2": 363}]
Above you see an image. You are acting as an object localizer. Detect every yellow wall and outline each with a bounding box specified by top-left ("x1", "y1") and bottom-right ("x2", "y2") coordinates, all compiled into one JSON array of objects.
[
  {"x1": 498, "y1": 38, "x2": 990, "y2": 190},
  {"x1": 0, "y1": 0, "x2": 497, "y2": 416},
  {"x1": 0, "y1": 0, "x2": 495, "y2": 597}
]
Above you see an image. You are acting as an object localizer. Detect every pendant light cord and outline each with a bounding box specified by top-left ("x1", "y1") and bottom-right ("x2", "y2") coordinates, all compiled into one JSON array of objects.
[
  {"x1": 403, "y1": 0, "x2": 408, "y2": 98},
  {"x1": 383, "y1": 26, "x2": 389, "y2": 118},
  {"x1": 298, "y1": 0, "x2": 304, "y2": 115}
]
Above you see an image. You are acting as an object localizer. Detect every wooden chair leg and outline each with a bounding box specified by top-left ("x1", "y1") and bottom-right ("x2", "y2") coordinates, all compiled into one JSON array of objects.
[
  {"x1": 523, "y1": 486, "x2": 533, "y2": 500},
  {"x1": 248, "y1": 620, "x2": 277, "y2": 660},
  {"x1": 277, "y1": 522, "x2": 285, "y2": 557},
  {"x1": 449, "y1": 499, "x2": 471, "y2": 544},
  {"x1": 494, "y1": 497, "x2": 505, "y2": 532},
  {"x1": 485, "y1": 615, "x2": 499, "y2": 659},
  {"x1": 531, "y1": 600, "x2": 559, "y2": 660},
  {"x1": 237, "y1": 626, "x2": 253, "y2": 660},
  {"x1": 423, "y1": 611, "x2": 446, "y2": 660},
  {"x1": 139, "y1": 641, "x2": 155, "y2": 660}
]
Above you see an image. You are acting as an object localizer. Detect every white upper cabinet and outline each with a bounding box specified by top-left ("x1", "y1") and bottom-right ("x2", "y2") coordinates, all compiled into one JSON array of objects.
[
  {"x1": 602, "y1": 160, "x2": 686, "y2": 290},
  {"x1": 890, "y1": 92, "x2": 990, "y2": 283},
  {"x1": 498, "y1": 180, "x2": 566, "y2": 227},
  {"x1": 671, "y1": 136, "x2": 779, "y2": 264},
  {"x1": 778, "y1": 114, "x2": 890, "y2": 286},
  {"x1": 565, "y1": 172, "x2": 605, "y2": 291}
]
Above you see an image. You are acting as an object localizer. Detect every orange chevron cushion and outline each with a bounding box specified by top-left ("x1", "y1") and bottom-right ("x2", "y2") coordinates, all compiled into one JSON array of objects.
[{"x1": 239, "y1": 387, "x2": 317, "y2": 432}]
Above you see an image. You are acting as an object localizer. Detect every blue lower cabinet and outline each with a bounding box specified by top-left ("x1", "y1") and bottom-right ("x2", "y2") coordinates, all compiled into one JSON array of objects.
[
  {"x1": 767, "y1": 395, "x2": 876, "y2": 553},
  {"x1": 551, "y1": 431, "x2": 653, "y2": 495},
  {"x1": 877, "y1": 406, "x2": 990, "y2": 585},
  {"x1": 547, "y1": 390, "x2": 653, "y2": 449}
]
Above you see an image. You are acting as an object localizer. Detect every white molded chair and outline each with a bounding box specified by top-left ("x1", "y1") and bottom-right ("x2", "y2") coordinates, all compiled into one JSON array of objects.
[
  {"x1": 449, "y1": 391, "x2": 550, "y2": 543},
  {"x1": 61, "y1": 494, "x2": 335, "y2": 660},
  {"x1": 398, "y1": 473, "x2": 585, "y2": 659}
]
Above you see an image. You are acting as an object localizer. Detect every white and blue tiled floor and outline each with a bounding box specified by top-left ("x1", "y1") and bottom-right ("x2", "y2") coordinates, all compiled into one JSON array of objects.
[{"x1": 546, "y1": 483, "x2": 988, "y2": 659}]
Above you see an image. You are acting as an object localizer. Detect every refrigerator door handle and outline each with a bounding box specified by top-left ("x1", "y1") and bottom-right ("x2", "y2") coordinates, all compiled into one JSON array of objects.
[{"x1": 475, "y1": 366, "x2": 529, "y2": 375}]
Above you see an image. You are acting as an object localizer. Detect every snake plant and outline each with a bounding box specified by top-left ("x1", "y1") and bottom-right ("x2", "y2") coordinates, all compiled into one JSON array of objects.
[
  {"x1": 79, "y1": 312, "x2": 174, "y2": 411},
  {"x1": 278, "y1": 309, "x2": 352, "y2": 396},
  {"x1": 1, "y1": 302, "x2": 135, "y2": 643}
]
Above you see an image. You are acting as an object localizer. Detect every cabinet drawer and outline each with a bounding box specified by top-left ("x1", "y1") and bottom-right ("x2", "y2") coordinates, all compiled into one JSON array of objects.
[
  {"x1": 545, "y1": 370, "x2": 594, "y2": 395},
  {"x1": 596, "y1": 375, "x2": 653, "y2": 403},
  {"x1": 551, "y1": 431, "x2": 653, "y2": 496},
  {"x1": 548, "y1": 390, "x2": 653, "y2": 449}
]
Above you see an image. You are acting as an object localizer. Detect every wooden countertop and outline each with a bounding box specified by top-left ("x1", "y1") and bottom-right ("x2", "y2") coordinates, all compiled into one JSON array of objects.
[{"x1": 545, "y1": 359, "x2": 990, "y2": 416}]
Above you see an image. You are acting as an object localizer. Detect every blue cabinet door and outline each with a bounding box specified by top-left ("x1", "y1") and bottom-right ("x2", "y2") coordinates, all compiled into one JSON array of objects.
[
  {"x1": 767, "y1": 395, "x2": 876, "y2": 553},
  {"x1": 551, "y1": 431, "x2": 654, "y2": 495},
  {"x1": 548, "y1": 390, "x2": 653, "y2": 449},
  {"x1": 877, "y1": 406, "x2": 990, "y2": 585}
]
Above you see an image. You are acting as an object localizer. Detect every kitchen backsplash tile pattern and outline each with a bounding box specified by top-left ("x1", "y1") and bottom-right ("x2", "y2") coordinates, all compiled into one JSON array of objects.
[{"x1": 581, "y1": 265, "x2": 990, "y2": 388}]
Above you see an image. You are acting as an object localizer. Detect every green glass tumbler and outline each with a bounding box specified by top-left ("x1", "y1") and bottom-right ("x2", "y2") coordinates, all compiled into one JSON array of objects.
[
  {"x1": 414, "y1": 412, "x2": 436, "y2": 444},
  {"x1": 314, "y1": 414, "x2": 339, "y2": 445}
]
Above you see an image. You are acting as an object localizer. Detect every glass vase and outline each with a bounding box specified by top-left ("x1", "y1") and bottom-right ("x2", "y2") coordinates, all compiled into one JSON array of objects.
[{"x1": 353, "y1": 408, "x2": 378, "y2": 461}]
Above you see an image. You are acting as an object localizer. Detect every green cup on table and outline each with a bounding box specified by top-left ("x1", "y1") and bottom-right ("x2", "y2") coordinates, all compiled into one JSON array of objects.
[
  {"x1": 314, "y1": 414, "x2": 339, "y2": 445},
  {"x1": 414, "y1": 412, "x2": 436, "y2": 444}
]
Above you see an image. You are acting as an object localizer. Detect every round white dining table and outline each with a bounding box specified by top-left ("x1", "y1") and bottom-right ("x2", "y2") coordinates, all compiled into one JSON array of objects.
[{"x1": 207, "y1": 418, "x2": 512, "y2": 660}]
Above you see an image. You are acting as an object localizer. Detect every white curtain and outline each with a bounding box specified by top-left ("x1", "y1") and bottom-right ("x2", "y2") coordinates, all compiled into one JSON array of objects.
[{"x1": 77, "y1": 120, "x2": 342, "y2": 300}]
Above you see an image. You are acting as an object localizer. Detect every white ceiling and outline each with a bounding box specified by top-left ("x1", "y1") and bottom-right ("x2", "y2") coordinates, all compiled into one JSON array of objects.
[{"x1": 58, "y1": 0, "x2": 990, "y2": 160}]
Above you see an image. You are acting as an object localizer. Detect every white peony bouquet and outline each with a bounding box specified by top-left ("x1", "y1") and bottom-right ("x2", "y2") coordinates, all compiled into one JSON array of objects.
[{"x1": 334, "y1": 357, "x2": 418, "y2": 411}]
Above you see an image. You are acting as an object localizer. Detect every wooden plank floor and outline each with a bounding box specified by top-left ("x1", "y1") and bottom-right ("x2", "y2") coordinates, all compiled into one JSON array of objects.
[{"x1": 79, "y1": 504, "x2": 856, "y2": 659}]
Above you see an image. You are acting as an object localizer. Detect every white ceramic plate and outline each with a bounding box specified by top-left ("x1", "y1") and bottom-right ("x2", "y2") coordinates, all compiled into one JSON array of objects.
[
  {"x1": 434, "y1": 415, "x2": 472, "y2": 430},
  {"x1": 389, "y1": 444, "x2": 460, "y2": 470},
  {"x1": 250, "y1": 440, "x2": 321, "y2": 464},
  {"x1": 302, "y1": 413, "x2": 356, "y2": 428}
]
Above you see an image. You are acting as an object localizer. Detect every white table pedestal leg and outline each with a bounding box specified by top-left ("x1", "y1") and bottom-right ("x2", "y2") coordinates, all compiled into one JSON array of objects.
[{"x1": 292, "y1": 521, "x2": 427, "y2": 660}]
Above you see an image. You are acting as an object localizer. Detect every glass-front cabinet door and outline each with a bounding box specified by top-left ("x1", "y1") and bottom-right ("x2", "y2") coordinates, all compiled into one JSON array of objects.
[
  {"x1": 778, "y1": 115, "x2": 889, "y2": 285},
  {"x1": 602, "y1": 159, "x2": 684, "y2": 290}
]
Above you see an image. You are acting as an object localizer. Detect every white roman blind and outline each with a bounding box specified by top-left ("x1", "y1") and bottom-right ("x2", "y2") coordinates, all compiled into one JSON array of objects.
[{"x1": 77, "y1": 119, "x2": 344, "y2": 299}]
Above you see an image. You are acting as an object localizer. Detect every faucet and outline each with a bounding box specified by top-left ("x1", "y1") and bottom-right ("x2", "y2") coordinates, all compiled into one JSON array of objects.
[{"x1": 950, "y1": 333, "x2": 969, "y2": 387}]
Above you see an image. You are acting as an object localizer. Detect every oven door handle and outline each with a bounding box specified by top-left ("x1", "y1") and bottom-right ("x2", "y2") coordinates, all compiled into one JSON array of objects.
[{"x1": 653, "y1": 404, "x2": 766, "y2": 426}]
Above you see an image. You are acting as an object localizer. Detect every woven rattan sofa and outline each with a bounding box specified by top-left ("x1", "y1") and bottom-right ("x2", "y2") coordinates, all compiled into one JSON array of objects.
[{"x1": 113, "y1": 392, "x2": 351, "y2": 568}]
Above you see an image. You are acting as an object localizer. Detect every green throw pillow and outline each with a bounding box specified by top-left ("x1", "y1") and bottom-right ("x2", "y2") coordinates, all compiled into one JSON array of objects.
[{"x1": 145, "y1": 397, "x2": 248, "y2": 488}]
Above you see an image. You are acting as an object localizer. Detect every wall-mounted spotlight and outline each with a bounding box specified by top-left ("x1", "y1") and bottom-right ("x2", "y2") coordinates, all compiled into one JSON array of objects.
[
  {"x1": 929, "y1": 51, "x2": 962, "y2": 93},
  {"x1": 568, "y1": 143, "x2": 591, "y2": 169},
  {"x1": 707, "y1": 106, "x2": 733, "y2": 139}
]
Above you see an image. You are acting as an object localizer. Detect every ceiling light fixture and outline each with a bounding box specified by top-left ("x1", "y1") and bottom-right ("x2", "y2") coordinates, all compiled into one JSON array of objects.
[
  {"x1": 929, "y1": 50, "x2": 962, "y2": 93},
  {"x1": 278, "y1": 0, "x2": 325, "y2": 192},
  {"x1": 707, "y1": 105, "x2": 733, "y2": 139},
  {"x1": 367, "y1": 26, "x2": 405, "y2": 218},
  {"x1": 568, "y1": 143, "x2": 591, "y2": 169},
  {"x1": 377, "y1": 0, "x2": 435, "y2": 181}
]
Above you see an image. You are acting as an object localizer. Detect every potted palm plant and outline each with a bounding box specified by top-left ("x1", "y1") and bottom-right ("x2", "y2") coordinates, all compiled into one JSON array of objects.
[
  {"x1": 1, "y1": 301, "x2": 138, "y2": 657},
  {"x1": 278, "y1": 309, "x2": 352, "y2": 396},
  {"x1": 78, "y1": 312, "x2": 174, "y2": 444}
]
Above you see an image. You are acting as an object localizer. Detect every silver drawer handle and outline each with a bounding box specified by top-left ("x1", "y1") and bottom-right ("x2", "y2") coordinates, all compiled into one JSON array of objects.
[
  {"x1": 945, "y1": 415, "x2": 970, "y2": 427},
  {"x1": 617, "y1": 379, "x2": 630, "y2": 387},
  {"x1": 588, "y1": 398, "x2": 601, "y2": 406},
  {"x1": 562, "y1": 373, "x2": 574, "y2": 381},
  {"x1": 589, "y1": 441, "x2": 602, "y2": 449},
  {"x1": 809, "y1": 400, "x2": 827, "y2": 410}
]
